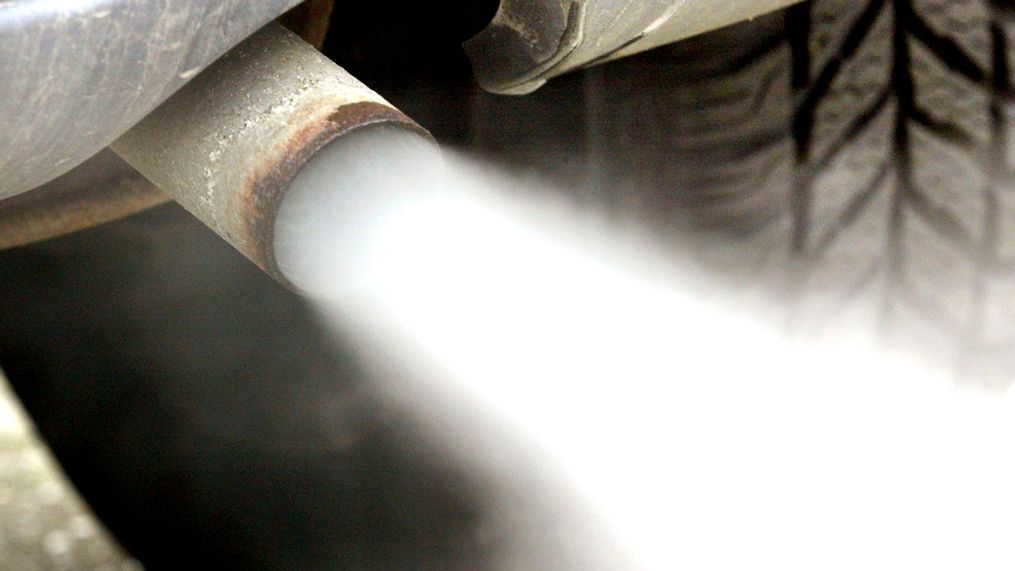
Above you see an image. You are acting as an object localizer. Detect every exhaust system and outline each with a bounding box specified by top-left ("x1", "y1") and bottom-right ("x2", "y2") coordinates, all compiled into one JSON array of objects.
[
  {"x1": 110, "y1": 23, "x2": 435, "y2": 290},
  {"x1": 0, "y1": 0, "x2": 805, "y2": 291}
]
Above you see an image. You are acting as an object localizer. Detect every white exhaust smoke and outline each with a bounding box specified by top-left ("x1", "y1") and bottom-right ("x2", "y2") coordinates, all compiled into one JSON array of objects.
[{"x1": 272, "y1": 131, "x2": 1015, "y2": 570}]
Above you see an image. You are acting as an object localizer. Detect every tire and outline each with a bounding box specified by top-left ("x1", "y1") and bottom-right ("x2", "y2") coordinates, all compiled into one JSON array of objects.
[
  {"x1": 1, "y1": 2, "x2": 1010, "y2": 568},
  {"x1": 472, "y1": 0, "x2": 1015, "y2": 383},
  {"x1": 788, "y1": 0, "x2": 1011, "y2": 383}
]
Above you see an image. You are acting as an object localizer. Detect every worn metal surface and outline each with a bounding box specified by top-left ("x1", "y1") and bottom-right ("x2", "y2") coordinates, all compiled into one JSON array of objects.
[
  {"x1": 111, "y1": 23, "x2": 431, "y2": 286},
  {"x1": 0, "y1": 0, "x2": 303, "y2": 200},
  {"x1": 0, "y1": 151, "x2": 169, "y2": 251},
  {"x1": 465, "y1": 0, "x2": 806, "y2": 94},
  {"x1": 0, "y1": 1, "x2": 345, "y2": 251}
]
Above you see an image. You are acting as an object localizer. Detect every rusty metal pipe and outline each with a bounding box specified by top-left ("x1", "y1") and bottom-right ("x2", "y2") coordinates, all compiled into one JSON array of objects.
[{"x1": 111, "y1": 22, "x2": 432, "y2": 288}]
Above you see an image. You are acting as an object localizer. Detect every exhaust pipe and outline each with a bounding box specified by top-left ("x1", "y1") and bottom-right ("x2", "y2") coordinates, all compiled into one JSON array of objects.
[{"x1": 111, "y1": 23, "x2": 436, "y2": 291}]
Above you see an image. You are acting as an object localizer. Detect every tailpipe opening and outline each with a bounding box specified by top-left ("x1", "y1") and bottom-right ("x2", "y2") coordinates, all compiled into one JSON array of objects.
[{"x1": 111, "y1": 22, "x2": 440, "y2": 294}]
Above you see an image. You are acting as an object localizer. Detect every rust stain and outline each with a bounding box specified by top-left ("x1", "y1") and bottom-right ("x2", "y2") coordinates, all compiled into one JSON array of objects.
[{"x1": 241, "y1": 101, "x2": 432, "y2": 287}]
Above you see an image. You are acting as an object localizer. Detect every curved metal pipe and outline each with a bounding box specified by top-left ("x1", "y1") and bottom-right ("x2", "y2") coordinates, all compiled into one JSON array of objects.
[{"x1": 0, "y1": 151, "x2": 168, "y2": 250}]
